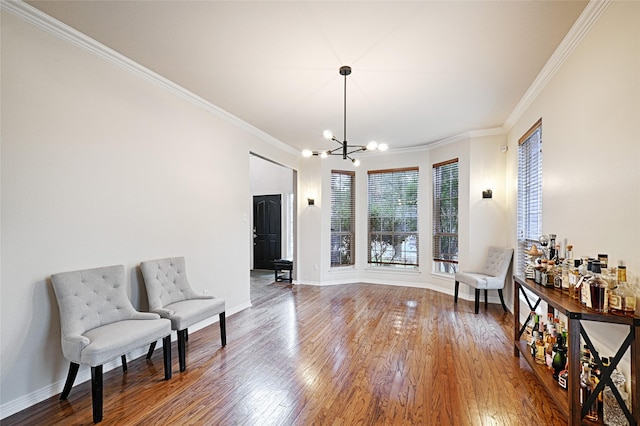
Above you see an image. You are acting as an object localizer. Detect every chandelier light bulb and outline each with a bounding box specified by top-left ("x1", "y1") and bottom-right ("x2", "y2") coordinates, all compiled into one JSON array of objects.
[{"x1": 302, "y1": 66, "x2": 388, "y2": 163}]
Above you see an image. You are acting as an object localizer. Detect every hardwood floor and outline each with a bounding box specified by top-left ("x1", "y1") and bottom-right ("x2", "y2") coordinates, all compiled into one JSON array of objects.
[{"x1": 4, "y1": 276, "x2": 567, "y2": 425}]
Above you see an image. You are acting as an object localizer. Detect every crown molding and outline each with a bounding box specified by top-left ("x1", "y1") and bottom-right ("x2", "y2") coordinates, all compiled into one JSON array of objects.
[
  {"x1": 389, "y1": 127, "x2": 507, "y2": 155},
  {"x1": 2, "y1": 0, "x2": 609, "y2": 157},
  {"x1": 1, "y1": 0, "x2": 300, "y2": 157},
  {"x1": 503, "y1": 0, "x2": 611, "y2": 131}
]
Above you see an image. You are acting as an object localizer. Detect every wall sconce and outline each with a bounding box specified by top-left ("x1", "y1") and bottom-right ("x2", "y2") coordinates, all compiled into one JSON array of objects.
[
  {"x1": 307, "y1": 198, "x2": 315, "y2": 206},
  {"x1": 482, "y1": 189, "x2": 493, "y2": 199}
]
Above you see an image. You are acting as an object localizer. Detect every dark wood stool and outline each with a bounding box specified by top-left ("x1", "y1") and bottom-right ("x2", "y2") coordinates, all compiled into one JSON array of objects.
[{"x1": 273, "y1": 260, "x2": 293, "y2": 283}]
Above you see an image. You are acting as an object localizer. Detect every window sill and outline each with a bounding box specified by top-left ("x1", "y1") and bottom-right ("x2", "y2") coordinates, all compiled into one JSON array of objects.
[
  {"x1": 364, "y1": 266, "x2": 421, "y2": 276},
  {"x1": 329, "y1": 266, "x2": 357, "y2": 274},
  {"x1": 431, "y1": 271, "x2": 455, "y2": 280}
]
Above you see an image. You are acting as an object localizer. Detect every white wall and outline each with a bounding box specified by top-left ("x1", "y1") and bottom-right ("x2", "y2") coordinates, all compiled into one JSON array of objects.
[
  {"x1": 0, "y1": 9, "x2": 298, "y2": 416},
  {"x1": 505, "y1": 0, "x2": 639, "y2": 387},
  {"x1": 296, "y1": 133, "x2": 507, "y2": 299}
]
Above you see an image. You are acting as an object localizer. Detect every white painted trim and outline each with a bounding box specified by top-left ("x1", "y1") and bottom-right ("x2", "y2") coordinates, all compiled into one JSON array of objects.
[
  {"x1": 0, "y1": 0, "x2": 299, "y2": 157},
  {"x1": 0, "y1": 0, "x2": 609, "y2": 156},
  {"x1": 504, "y1": 0, "x2": 612, "y2": 131}
]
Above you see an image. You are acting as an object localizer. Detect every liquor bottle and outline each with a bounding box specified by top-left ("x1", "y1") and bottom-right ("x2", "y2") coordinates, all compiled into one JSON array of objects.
[
  {"x1": 622, "y1": 283, "x2": 637, "y2": 317},
  {"x1": 580, "y1": 260, "x2": 595, "y2": 308},
  {"x1": 565, "y1": 244, "x2": 574, "y2": 261},
  {"x1": 561, "y1": 252, "x2": 572, "y2": 293},
  {"x1": 528, "y1": 312, "x2": 538, "y2": 345},
  {"x1": 548, "y1": 234, "x2": 557, "y2": 260},
  {"x1": 545, "y1": 318, "x2": 555, "y2": 368},
  {"x1": 552, "y1": 333, "x2": 567, "y2": 380},
  {"x1": 598, "y1": 253, "x2": 609, "y2": 270},
  {"x1": 580, "y1": 363, "x2": 598, "y2": 421},
  {"x1": 530, "y1": 313, "x2": 539, "y2": 357},
  {"x1": 615, "y1": 265, "x2": 637, "y2": 317},
  {"x1": 603, "y1": 365, "x2": 630, "y2": 425},
  {"x1": 546, "y1": 260, "x2": 557, "y2": 288},
  {"x1": 535, "y1": 332, "x2": 546, "y2": 365},
  {"x1": 609, "y1": 266, "x2": 625, "y2": 315},
  {"x1": 568, "y1": 259, "x2": 581, "y2": 299},
  {"x1": 588, "y1": 261, "x2": 608, "y2": 313}
]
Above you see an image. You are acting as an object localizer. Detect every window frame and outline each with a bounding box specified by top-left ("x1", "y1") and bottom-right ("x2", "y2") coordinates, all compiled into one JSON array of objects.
[
  {"x1": 367, "y1": 167, "x2": 419, "y2": 268},
  {"x1": 432, "y1": 158, "x2": 459, "y2": 274},
  {"x1": 517, "y1": 118, "x2": 543, "y2": 275},
  {"x1": 330, "y1": 170, "x2": 356, "y2": 267}
]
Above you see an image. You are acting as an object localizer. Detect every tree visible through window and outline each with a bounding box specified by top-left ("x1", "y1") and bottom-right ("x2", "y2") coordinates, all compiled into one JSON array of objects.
[
  {"x1": 432, "y1": 159, "x2": 459, "y2": 274},
  {"x1": 517, "y1": 119, "x2": 543, "y2": 275},
  {"x1": 331, "y1": 170, "x2": 355, "y2": 267},
  {"x1": 367, "y1": 167, "x2": 419, "y2": 267}
]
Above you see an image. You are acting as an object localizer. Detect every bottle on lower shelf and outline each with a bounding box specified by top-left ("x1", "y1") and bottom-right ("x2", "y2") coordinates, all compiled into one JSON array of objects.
[{"x1": 580, "y1": 363, "x2": 598, "y2": 422}]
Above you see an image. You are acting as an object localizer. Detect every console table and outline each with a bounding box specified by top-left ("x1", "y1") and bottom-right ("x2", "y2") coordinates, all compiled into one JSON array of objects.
[{"x1": 513, "y1": 275, "x2": 639, "y2": 425}]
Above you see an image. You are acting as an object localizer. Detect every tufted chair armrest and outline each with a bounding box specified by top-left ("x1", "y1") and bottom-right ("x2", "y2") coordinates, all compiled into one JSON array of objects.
[
  {"x1": 60, "y1": 333, "x2": 91, "y2": 364},
  {"x1": 151, "y1": 307, "x2": 175, "y2": 318},
  {"x1": 130, "y1": 311, "x2": 161, "y2": 320},
  {"x1": 190, "y1": 295, "x2": 214, "y2": 300}
]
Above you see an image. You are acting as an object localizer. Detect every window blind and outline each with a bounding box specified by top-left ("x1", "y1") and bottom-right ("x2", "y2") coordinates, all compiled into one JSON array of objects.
[
  {"x1": 432, "y1": 159, "x2": 459, "y2": 274},
  {"x1": 517, "y1": 119, "x2": 543, "y2": 275},
  {"x1": 331, "y1": 170, "x2": 355, "y2": 267},
  {"x1": 367, "y1": 167, "x2": 419, "y2": 267}
]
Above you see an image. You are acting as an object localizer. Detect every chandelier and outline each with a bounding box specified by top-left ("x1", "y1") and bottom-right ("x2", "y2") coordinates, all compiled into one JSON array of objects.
[{"x1": 302, "y1": 66, "x2": 388, "y2": 166}]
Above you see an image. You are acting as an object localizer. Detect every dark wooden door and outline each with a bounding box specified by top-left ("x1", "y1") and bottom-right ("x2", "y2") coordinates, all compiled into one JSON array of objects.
[{"x1": 253, "y1": 195, "x2": 282, "y2": 270}]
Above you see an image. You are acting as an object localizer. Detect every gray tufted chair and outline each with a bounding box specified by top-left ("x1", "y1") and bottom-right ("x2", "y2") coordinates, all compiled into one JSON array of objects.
[
  {"x1": 140, "y1": 257, "x2": 226, "y2": 372},
  {"x1": 51, "y1": 265, "x2": 172, "y2": 423},
  {"x1": 454, "y1": 247, "x2": 514, "y2": 314}
]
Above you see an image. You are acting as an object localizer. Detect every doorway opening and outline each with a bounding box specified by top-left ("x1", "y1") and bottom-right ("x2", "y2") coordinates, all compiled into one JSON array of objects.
[{"x1": 249, "y1": 154, "x2": 296, "y2": 301}]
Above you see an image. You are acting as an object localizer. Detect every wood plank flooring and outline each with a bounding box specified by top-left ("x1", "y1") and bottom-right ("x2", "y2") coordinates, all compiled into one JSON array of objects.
[{"x1": 3, "y1": 273, "x2": 567, "y2": 425}]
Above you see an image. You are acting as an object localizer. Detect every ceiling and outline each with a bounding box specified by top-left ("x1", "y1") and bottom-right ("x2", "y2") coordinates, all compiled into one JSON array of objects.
[{"x1": 27, "y1": 1, "x2": 587, "y2": 153}]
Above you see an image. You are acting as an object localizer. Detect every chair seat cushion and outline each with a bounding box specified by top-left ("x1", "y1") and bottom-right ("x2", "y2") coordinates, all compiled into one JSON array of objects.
[
  {"x1": 455, "y1": 272, "x2": 504, "y2": 290},
  {"x1": 162, "y1": 298, "x2": 225, "y2": 331},
  {"x1": 81, "y1": 319, "x2": 171, "y2": 366}
]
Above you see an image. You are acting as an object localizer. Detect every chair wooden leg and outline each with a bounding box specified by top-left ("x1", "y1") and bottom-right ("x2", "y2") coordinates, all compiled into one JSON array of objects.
[
  {"x1": 498, "y1": 289, "x2": 507, "y2": 312},
  {"x1": 60, "y1": 362, "x2": 79, "y2": 400},
  {"x1": 91, "y1": 365, "x2": 103, "y2": 423},
  {"x1": 185, "y1": 329, "x2": 188, "y2": 342},
  {"x1": 177, "y1": 329, "x2": 187, "y2": 372},
  {"x1": 474, "y1": 289, "x2": 480, "y2": 314},
  {"x1": 454, "y1": 281, "x2": 459, "y2": 304},
  {"x1": 484, "y1": 289, "x2": 488, "y2": 307},
  {"x1": 162, "y1": 335, "x2": 172, "y2": 380},
  {"x1": 121, "y1": 355, "x2": 127, "y2": 372},
  {"x1": 219, "y1": 312, "x2": 227, "y2": 347},
  {"x1": 146, "y1": 341, "x2": 157, "y2": 360}
]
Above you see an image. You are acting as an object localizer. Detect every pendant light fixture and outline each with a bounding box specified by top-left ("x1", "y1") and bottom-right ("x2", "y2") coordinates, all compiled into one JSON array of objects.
[{"x1": 302, "y1": 66, "x2": 388, "y2": 166}]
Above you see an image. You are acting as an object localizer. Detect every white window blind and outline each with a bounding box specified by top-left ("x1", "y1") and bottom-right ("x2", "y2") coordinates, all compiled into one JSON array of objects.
[
  {"x1": 367, "y1": 167, "x2": 419, "y2": 267},
  {"x1": 517, "y1": 119, "x2": 543, "y2": 275},
  {"x1": 432, "y1": 158, "x2": 459, "y2": 274},
  {"x1": 331, "y1": 170, "x2": 355, "y2": 267}
]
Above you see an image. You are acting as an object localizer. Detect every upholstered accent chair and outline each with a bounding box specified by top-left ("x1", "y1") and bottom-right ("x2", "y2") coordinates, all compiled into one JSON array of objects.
[
  {"x1": 454, "y1": 247, "x2": 514, "y2": 314},
  {"x1": 140, "y1": 257, "x2": 226, "y2": 372},
  {"x1": 51, "y1": 265, "x2": 172, "y2": 423}
]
